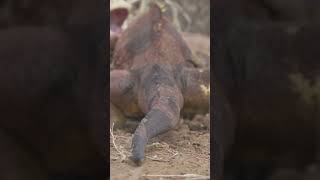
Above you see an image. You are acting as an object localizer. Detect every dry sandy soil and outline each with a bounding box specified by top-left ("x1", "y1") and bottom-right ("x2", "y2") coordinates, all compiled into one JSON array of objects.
[{"x1": 110, "y1": 114, "x2": 210, "y2": 180}]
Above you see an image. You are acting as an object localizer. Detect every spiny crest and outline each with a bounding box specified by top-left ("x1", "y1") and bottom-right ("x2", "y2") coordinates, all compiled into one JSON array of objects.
[
  {"x1": 114, "y1": 1, "x2": 169, "y2": 57},
  {"x1": 113, "y1": 0, "x2": 191, "y2": 69},
  {"x1": 152, "y1": 0, "x2": 168, "y2": 14}
]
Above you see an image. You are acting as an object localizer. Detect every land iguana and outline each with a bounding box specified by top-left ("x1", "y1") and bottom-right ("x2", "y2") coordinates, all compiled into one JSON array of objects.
[{"x1": 110, "y1": 2, "x2": 210, "y2": 165}]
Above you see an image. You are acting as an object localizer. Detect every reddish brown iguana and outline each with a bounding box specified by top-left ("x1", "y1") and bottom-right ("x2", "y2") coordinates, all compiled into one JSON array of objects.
[{"x1": 110, "y1": 2, "x2": 210, "y2": 165}]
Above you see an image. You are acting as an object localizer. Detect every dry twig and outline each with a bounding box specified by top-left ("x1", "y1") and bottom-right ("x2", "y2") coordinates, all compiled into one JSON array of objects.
[
  {"x1": 110, "y1": 123, "x2": 127, "y2": 161},
  {"x1": 145, "y1": 142, "x2": 179, "y2": 162},
  {"x1": 141, "y1": 173, "x2": 210, "y2": 180}
]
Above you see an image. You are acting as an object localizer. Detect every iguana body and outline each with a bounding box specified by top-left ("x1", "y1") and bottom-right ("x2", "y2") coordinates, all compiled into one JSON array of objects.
[{"x1": 110, "y1": 3, "x2": 210, "y2": 165}]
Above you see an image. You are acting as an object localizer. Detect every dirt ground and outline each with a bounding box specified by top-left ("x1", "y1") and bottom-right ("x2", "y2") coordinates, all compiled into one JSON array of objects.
[{"x1": 110, "y1": 114, "x2": 210, "y2": 180}]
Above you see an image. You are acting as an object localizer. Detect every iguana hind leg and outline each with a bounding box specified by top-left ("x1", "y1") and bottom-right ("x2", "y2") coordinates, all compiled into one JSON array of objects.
[
  {"x1": 179, "y1": 67, "x2": 210, "y2": 115},
  {"x1": 110, "y1": 70, "x2": 143, "y2": 127}
]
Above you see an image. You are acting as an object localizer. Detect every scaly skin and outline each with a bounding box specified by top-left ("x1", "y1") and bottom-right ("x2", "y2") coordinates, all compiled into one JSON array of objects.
[{"x1": 110, "y1": 3, "x2": 210, "y2": 165}]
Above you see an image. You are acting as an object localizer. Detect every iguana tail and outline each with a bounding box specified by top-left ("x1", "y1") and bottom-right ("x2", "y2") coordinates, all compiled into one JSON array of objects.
[{"x1": 131, "y1": 64, "x2": 184, "y2": 165}]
